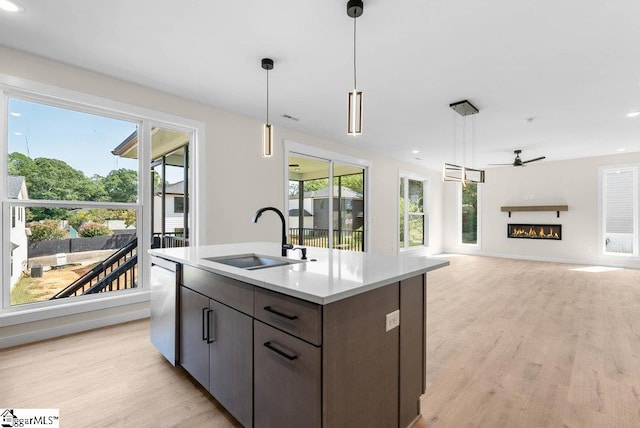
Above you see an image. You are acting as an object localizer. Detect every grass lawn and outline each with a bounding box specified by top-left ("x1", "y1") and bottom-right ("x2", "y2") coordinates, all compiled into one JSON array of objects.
[{"x1": 11, "y1": 265, "x2": 86, "y2": 306}]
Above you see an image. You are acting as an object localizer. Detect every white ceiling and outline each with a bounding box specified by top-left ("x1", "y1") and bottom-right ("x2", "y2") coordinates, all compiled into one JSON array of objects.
[{"x1": 1, "y1": 0, "x2": 640, "y2": 170}]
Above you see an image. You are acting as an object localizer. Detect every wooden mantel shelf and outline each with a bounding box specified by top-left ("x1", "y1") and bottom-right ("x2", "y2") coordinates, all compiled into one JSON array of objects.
[{"x1": 501, "y1": 205, "x2": 568, "y2": 218}]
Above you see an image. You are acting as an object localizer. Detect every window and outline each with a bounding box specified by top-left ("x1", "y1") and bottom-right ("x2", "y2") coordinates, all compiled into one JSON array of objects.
[
  {"x1": 399, "y1": 174, "x2": 427, "y2": 250},
  {"x1": 286, "y1": 143, "x2": 369, "y2": 252},
  {"x1": 601, "y1": 166, "x2": 638, "y2": 256},
  {"x1": 2, "y1": 88, "x2": 197, "y2": 311},
  {"x1": 174, "y1": 196, "x2": 184, "y2": 214},
  {"x1": 460, "y1": 182, "x2": 479, "y2": 245},
  {"x1": 5, "y1": 97, "x2": 140, "y2": 306}
]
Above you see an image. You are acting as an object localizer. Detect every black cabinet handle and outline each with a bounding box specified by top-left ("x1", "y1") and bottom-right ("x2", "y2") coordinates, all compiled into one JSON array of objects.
[
  {"x1": 201, "y1": 307, "x2": 208, "y2": 341},
  {"x1": 206, "y1": 309, "x2": 215, "y2": 344},
  {"x1": 264, "y1": 341, "x2": 298, "y2": 361},
  {"x1": 264, "y1": 306, "x2": 298, "y2": 320}
]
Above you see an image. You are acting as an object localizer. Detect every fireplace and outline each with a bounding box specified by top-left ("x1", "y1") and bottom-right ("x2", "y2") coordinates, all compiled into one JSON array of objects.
[{"x1": 508, "y1": 224, "x2": 561, "y2": 240}]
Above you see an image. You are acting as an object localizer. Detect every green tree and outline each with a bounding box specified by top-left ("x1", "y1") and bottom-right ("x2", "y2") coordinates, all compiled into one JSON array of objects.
[
  {"x1": 68, "y1": 208, "x2": 137, "y2": 230},
  {"x1": 8, "y1": 152, "x2": 36, "y2": 177},
  {"x1": 78, "y1": 221, "x2": 112, "y2": 238},
  {"x1": 462, "y1": 182, "x2": 478, "y2": 244},
  {"x1": 102, "y1": 168, "x2": 138, "y2": 203},
  {"x1": 28, "y1": 220, "x2": 66, "y2": 242},
  {"x1": 337, "y1": 173, "x2": 364, "y2": 194}
]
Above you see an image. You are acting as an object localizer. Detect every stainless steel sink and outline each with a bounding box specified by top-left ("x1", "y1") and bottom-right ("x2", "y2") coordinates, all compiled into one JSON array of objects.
[{"x1": 203, "y1": 254, "x2": 300, "y2": 270}]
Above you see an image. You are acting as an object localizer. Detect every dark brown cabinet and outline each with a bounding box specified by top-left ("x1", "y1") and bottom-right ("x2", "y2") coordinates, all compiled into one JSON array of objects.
[
  {"x1": 180, "y1": 286, "x2": 253, "y2": 427},
  {"x1": 179, "y1": 264, "x2": 426, "y2": 428},
  {"x1": 254, "y1": 320, "x2": 321, "y2": 428},
  {"x1": 179, "y1": 286, "x2": 210, "y2": 389}
]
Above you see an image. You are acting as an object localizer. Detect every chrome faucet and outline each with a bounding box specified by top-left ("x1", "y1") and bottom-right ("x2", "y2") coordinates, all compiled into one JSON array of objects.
[{"x1": 252, "y1": 207, "x2": 294, "y2": 256}]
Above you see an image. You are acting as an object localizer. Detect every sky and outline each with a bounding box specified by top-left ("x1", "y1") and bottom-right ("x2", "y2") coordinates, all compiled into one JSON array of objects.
[{"x1": 8, "y1": 98, "x2": 139, "y2": 177}]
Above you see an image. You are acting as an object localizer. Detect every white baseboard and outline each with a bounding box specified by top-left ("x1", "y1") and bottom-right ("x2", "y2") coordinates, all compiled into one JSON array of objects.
[
  {"x1": 441, "y1": 250, "x2": 639, "y2": 269},
  {"x1": 0, "y1": 309, "x2": 150, "y2": 349}
]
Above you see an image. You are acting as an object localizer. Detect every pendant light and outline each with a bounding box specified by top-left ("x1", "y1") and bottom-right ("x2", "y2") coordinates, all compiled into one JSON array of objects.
[
  {"x1": 347, "y1": 0, "x2": 363, "y2": 135},
  {"x1": 261, "y1": 58, "x2": 274, "y2": 157},
  {"x1": 443, "y1": 100, "x2": 485, "y2": 186}
]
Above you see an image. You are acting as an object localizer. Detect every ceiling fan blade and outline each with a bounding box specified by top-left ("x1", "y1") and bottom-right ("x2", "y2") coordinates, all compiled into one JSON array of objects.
[
  {"x1": 521, "y1": 156, "x2": 546, "y2": 164},
  {"x1": 487, "y1": 163, "x2": 514, "y2": 166}
]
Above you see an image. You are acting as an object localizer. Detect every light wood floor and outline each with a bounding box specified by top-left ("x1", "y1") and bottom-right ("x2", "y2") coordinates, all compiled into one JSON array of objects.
[
  {"x1": 421, "y1": 255, "x2": 640, "y2": 428},
  {"x1": 2, "y1": 255, "x2": 640, "y2": 427}
]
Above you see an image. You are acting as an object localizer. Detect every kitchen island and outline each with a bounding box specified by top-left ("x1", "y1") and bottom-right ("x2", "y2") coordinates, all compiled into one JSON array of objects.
[{"x1": 149, "y1": 242, "x2": 448, "y2": 428}]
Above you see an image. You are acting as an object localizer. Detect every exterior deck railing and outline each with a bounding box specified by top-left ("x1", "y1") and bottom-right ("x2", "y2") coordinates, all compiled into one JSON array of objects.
[
  {"x1": 152, "y1": 232, "x2": 189, "y2": 249},
  {"x1": 50, "y1": 237, "x2": 138, "y2": 299},
  {"x1": 288, "y1": 228, "x2": 364, "y2": 252}
]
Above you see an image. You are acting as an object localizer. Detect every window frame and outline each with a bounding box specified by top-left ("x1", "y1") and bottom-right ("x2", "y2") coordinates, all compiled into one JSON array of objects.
[
  {"x1": 0, "y1": 76, "x2": 203, "y2": 319},
  {"x1": 599, "y1": 164, "x2": 639, "y2": 258},
  {"x1": 284, "y1": 141, "x2": 371, "y2": 252},
  {"x1": 398, "y1": 172, "x2": 429, "y2": 252}
]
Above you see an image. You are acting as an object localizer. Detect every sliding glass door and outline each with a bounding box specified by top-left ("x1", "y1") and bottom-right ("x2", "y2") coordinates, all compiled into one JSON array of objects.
[{"x1": 288, "y1": 154, "x2": 366, "y2": 251}]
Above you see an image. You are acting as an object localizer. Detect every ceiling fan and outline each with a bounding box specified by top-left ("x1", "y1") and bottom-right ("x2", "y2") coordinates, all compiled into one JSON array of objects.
[{"x1": 491, "y1": 150, "x2": 546, "y2": 167}]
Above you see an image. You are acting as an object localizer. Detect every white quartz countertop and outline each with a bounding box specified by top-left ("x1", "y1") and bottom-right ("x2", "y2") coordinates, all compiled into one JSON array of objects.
[{"x1": 149, "y1": 242, "x2": 449, "y2": 304}]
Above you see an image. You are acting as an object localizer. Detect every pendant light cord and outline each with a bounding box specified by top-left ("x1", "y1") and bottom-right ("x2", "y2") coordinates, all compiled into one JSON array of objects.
[
  {"x1": 266, "y1": 68, "x2": 270, "y2": 125},
  {"x1": 353, "y1": 17, "x2": 357, "y2": 89}
]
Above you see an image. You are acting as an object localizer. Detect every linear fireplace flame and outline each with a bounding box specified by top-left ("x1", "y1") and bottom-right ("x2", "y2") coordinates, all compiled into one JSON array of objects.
[{"x1": 508, "y1": 224, "x2": 561, "y2": 240}]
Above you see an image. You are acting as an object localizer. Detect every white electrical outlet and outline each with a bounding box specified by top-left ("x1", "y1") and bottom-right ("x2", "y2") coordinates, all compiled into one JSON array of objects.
[{"x1": 386, "y1": 310, "x2": 400, "y2": 332}]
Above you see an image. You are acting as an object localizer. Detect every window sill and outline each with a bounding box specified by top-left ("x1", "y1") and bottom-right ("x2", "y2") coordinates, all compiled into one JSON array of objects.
[{"x1": 0, "y1": 289, "x2": 150, "y2": 327}]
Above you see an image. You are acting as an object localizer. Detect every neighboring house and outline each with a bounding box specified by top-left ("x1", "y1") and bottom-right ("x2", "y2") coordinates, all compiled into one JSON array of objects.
[
  {"x1": 287, "y1": 207, "x2": 313, "y2": 230},
  {"x1": 8, "y1": 175, "x2": 28, "y2": 289},
  {"x1": 289, "y1": 185, "x2": 364, "y2": 231},
  {"x1": 153, "y1": 181, "x2": 185, "y2": 235}
]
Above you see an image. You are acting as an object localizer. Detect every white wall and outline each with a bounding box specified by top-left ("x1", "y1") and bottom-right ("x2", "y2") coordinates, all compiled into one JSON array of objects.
[
  {"x1": 443, "y1": 152, "x2": 640, "y2": 267},
  {"x1": 0, "y1": 46, "x2": 443, "y2": 346}
]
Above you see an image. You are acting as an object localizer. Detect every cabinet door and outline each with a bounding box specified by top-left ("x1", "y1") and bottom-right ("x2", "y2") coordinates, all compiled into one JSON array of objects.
[
  {"x1": 254, "y1": 320, "x2": 321, "y2": 428},
  {"x1": 179, "y1": 286, "x2": 210, "y2": 389},
  {"x1": 209, "y1": 300, "x2": 253, "y2": 428}
]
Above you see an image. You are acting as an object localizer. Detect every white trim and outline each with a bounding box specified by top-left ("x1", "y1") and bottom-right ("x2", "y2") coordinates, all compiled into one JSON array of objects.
[
  {"x1": 446, "y1": 250, "x2": 640, "y2": 270},
  {"x1": 398, "y1": 171, "x2": 429, "y2": 253},
  {"x1": 0, "y1": 290, "x2": 149, "y2": 326},
  {"x1": 0, "y1": 307, "x2": 149, "y2": 349},
  {"x1": 0, "y1": 73, "x2": 203, "y2": 130},
  {"x1": 598, "y1": 164, "x2": 640, "y2": 259},
  {"x1": 284, "y1": 140, "x2": 372, "y2": 251}
]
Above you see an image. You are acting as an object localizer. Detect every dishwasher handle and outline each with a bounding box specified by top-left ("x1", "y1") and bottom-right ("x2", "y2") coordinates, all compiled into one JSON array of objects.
[{"x1": 151, "y1": 256, "x2": 177, "y2": 273}]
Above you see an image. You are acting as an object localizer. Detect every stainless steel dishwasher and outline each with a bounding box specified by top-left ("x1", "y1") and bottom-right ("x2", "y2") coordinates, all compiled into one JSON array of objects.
[{"x1": 150, "y1": 255, "x2": 180, "y2": 365}]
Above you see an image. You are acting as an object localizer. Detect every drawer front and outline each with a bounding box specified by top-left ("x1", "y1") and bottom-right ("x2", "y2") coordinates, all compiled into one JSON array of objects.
[
  {"x1": 254, "y1": 287, "x2": 322, "y2": 345},
  {"x1": 182, "y1": 265, "x2": 254, "y2": 315},
  {"x1": 254, "y1": 320, "x2": 321, "y2": 428}
]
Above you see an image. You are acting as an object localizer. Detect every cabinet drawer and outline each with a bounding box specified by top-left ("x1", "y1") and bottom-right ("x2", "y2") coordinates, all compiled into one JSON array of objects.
[
  {"x1": 254, "y1": 320, "x2": 321, "y2": 428},
  {"x1": 254, "y1": 287, "x2": 322, "y2": 345},
  {"x1": 182, "y1": 265, "x2": 254, "y2": 315}
]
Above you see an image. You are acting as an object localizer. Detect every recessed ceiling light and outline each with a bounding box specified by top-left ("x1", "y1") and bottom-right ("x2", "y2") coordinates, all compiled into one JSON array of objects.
[
  {"x1": 626, "y1": 111, "x2": 640, "y2": 118},
  {"x1": 617, "y1": 148, "x2": 627, "y2": 152},
  {"x1": 0, "y1": 0, "x2": 23, "y2": 12},
  {"x1": 10, "y1": 112, "x2": 21, "y2": 117},
  {"x1": 412, "y1": 149, "x2": 420, "y2": 154}
]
